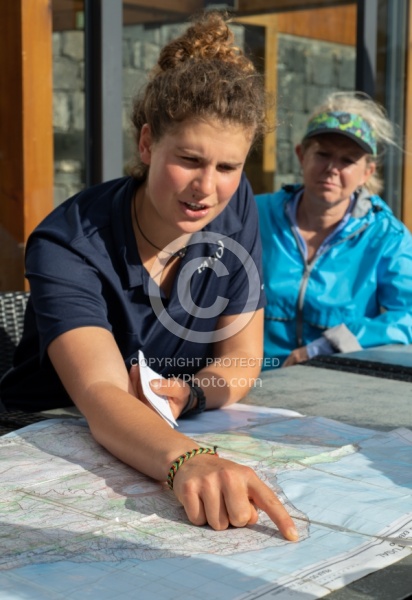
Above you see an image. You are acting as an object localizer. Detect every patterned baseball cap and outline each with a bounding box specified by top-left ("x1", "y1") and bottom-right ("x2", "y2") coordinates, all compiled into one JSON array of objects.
[{"x1": 303, "y1": 111, "x2": 377, "y2": 156}]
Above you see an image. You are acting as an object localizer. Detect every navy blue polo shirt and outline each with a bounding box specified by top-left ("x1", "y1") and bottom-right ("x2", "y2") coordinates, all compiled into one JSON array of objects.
[{"x1": 1, "y1": 175, "x2": 265, "y2": 411}]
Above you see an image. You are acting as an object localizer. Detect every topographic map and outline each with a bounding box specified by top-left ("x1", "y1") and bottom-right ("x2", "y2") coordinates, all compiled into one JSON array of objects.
[{"x1": 0, "y1": 404, "x2": 411, "y2": 599}]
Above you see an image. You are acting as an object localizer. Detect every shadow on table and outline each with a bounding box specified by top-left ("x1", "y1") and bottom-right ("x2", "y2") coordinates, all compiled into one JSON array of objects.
[{"x1": 0, "y1": 520, "x2": 310, "y2": 599}]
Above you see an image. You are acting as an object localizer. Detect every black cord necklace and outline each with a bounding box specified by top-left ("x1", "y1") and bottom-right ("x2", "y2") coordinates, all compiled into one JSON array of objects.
[{"x1": 133, "y1": 196, "x2": 187, "y2": 259}]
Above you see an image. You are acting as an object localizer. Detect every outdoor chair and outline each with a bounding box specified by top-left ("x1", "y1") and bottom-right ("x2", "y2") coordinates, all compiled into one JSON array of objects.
[
  {"x1": 0, "y1": 291, "x2": 46, "y2": 433},
  {"x1": 0, "y1": 291, "x2": 82, "y2": 434},
  {"x1": 0, "y1": 291, "x2": 29, "y2": 380}
]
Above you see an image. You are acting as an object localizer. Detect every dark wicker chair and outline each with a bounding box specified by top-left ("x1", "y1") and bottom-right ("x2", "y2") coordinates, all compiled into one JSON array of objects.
[
  {"x1": 0, "y1": 291, "x2": 30, "y2": 380},
  {"x1": 0, "y1": 291, "x2": 29, "y2": 380},
  {"x1": 0, "y1": 291, "x2": 81, "y2": 434},
  {"x1": 0, "y1": 291, "x2": 47, "y2": 433}
]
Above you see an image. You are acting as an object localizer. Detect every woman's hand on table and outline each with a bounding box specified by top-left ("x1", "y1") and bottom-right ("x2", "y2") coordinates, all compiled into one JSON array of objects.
[
  {"x1": 172, "y1": 452, "x2": 299, "y2": 541},
  {"x1": 129, "y1": 366, "x2": 298, "y2": 541},
  {"x1": 283, "y1": 346, "x2": 309, "y2": 367}
]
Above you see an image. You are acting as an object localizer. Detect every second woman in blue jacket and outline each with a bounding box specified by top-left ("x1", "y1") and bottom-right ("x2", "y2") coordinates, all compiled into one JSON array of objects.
[{"x1": 256, "y1": 92, "x2": 412, "y2": 368}]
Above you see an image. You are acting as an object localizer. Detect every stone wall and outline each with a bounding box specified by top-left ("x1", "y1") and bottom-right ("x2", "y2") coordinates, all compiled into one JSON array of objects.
[
  {"x1": 52, "y1": 27, "x2": 355, "y2": 205},
  {"x1": 53, "y1": 30, "x2": 85, "y2": 206},
  {"x1": 274, "y1": 34, "x2": 355, "y2": 190}
]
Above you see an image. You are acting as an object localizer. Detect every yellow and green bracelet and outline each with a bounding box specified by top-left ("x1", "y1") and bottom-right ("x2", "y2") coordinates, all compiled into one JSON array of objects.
[{"x1": 167, "y1": 446, "x2": 218, "y2": 490}]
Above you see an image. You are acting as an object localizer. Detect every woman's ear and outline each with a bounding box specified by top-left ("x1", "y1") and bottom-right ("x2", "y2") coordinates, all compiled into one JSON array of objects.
[
  {"x1": 139, "y1": 124, "x2": 152, "y2": 166},
  {"x1": 361, "y1": 160, "x2": 377, "y2": 186}
]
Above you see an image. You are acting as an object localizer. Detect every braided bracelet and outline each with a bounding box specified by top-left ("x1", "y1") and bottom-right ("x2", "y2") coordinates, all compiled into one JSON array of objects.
[{"x1": 167, "y1": 446, "x2": 218, "y2": 490}]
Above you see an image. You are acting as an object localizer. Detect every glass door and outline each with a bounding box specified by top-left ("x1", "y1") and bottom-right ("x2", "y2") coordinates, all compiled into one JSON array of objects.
[
  {"x1": 52, "y1": 0, "x2": 86, "y2": 206},
  {"x1": 234, "y1": 3, "x2": 357, "y2": 193},
  {"x1": 49, "y1": 1, "x2": 407, "y2": 220}
]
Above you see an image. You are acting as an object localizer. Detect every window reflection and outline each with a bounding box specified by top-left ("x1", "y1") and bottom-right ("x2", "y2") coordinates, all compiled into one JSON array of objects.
[
  {"x1": 52, "y1": 0, "x2": 85, "y2": 206},
  {"x1": 50, "y1": 1, "x2": 358, "y2": 205}
]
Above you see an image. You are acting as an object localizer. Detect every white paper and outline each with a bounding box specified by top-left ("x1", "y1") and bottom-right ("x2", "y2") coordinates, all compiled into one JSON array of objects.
[{"x1": 138, "y1": 350, "x2": 178, "y2": 428}]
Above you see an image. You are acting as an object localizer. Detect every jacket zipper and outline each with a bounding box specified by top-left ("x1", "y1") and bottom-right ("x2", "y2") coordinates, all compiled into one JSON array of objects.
[{"x1": 290, "y1": 221, "x2": 369, "y2": 347}]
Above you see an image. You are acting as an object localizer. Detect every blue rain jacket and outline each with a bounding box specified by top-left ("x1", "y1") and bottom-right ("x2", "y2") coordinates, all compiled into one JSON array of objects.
[{"x1": 256, "y1": 185, "x2": 412, "y2": 367}]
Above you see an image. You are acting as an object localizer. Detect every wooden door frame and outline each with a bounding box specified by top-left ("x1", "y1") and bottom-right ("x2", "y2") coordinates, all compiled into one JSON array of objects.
[{"x1": 0, "y1": 0, "x2": 54, "y2": 291}]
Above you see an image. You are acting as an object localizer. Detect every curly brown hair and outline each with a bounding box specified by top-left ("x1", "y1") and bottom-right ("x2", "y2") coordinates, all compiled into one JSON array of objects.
[{"x1": 129, "y1": 11, "x2": 268, "y2": 179}]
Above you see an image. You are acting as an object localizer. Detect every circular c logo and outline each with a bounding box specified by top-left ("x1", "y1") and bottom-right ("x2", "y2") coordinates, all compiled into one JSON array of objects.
[{"x1": 148, "y1": 231, "x2": 261, "y2": 344}]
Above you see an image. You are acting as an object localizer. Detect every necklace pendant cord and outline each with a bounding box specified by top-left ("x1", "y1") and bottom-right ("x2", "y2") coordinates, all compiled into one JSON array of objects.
[{"x1": 133, "y1": 197, "x2": 186, "y2": 258}]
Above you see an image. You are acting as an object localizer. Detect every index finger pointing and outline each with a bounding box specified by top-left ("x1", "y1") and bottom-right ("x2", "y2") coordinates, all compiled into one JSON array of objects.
[{"x1": 249, "y1": 477, "x2": 299, "y2": 542}]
